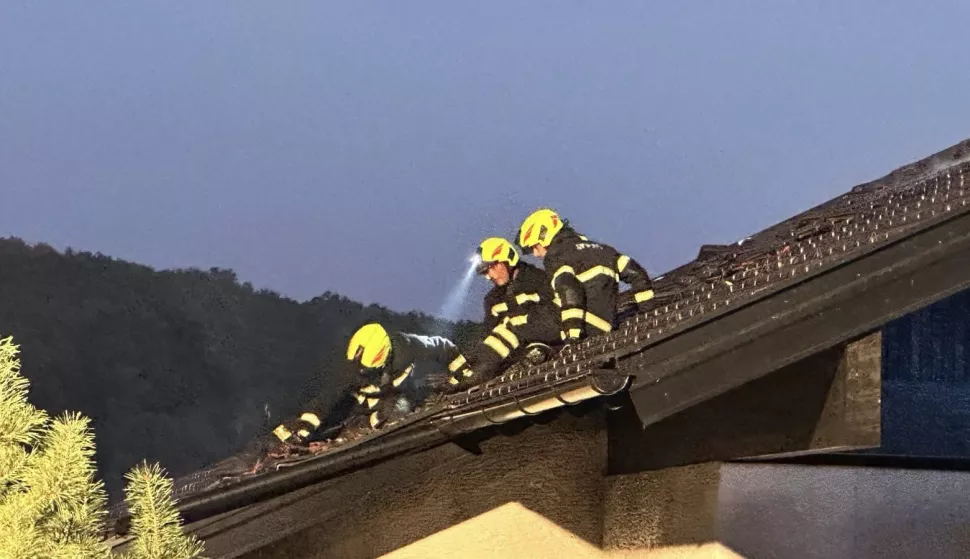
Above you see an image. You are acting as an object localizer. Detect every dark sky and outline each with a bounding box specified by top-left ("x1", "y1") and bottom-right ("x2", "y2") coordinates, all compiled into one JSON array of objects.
[{"x1": 3, "y1": 2, "x2": 969, "y2": 321}]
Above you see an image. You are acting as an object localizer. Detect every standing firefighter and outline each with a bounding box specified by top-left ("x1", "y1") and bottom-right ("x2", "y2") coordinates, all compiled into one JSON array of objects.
[
  {"x1": 446, "y1": 237, "x2": 562, "y2": 388},
  {"x1": 517, "y1": 208, "x2": 655, "y2": 342}
]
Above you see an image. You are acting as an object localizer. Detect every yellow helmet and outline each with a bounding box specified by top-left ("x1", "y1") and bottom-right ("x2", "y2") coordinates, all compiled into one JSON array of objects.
[
  {"x1": 347, "y1": 323, "x2": 392, "y2": 369},
  {"x1": 476, "y1": 237, "x2": 519, "y2": 274},
  {"x1": 518, "y1": 208, "x2": 565, "y2": 249}
]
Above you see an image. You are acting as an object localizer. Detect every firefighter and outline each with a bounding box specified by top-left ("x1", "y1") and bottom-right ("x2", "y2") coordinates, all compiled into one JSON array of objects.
[
  {"x1": 269, "y1": 323, "x2": 461, "y2": 446},
  {"x1": 342, "y1": 323, "x2": 460, "y2": 431},
  {"x1": 517, "y1": 208, "x2": 655, "y2": 342},
  {"x1": 445, "y1": 237, "x2": 562, "y2": 388}
]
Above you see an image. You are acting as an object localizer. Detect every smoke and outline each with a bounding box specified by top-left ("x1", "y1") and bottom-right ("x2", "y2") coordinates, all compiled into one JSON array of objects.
[{"x1": 436, "y1": 254, "x2": 481, "y2": 324}]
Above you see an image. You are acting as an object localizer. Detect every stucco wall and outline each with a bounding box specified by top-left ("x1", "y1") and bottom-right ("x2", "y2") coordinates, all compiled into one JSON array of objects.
[{"x1": 603, "y1": 462, "x2": 722, "y2": 551}]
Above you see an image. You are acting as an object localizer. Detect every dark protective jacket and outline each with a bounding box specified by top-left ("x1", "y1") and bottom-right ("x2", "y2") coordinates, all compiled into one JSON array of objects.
[
  {"x1": 482, "y1": 283, "x2": 510, "y2": 332},
  {"x1": 448, "y1": 261, "x2": 562, "y2": 385},
  {"x1": 543, "y1": 227, "x2": 655, "y2": 341},
  {"x1": 273, "y1": 331, "x2": 459, "y2": 441}
]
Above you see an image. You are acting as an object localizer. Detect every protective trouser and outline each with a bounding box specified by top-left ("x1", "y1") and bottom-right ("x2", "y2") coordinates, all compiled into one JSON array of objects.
[
  {"x1": 345, "y1": 393, "x2": 413, "y2": 431},
  {"x1": 270, "y1": 387, "x2": 371, "y2": 444},
  {"x1": 448, "y1": 314, "x2": 561, "y2": 386}
]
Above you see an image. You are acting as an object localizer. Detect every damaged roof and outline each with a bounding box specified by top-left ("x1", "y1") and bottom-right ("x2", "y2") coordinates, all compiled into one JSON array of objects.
[{"x1": 106, "y1": 137, "x2": 970, "y2": 538}]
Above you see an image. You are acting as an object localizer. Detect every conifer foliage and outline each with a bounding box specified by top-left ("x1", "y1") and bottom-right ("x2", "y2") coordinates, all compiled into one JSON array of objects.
[
  {"x1": 116, "y1": 462, "x2": 205, "y2": 559},
  {"x1": 0, "y1": 336, "x2": 204, "y2": 558}
]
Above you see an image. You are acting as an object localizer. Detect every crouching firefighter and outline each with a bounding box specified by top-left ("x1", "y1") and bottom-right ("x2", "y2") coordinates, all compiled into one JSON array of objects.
[
  {"x1": 445, "y1": 237, "x2": 562, "y2": 389},
  {"x1": 517, "y1": 208, "x2": 656, "y2": 342},
  {"x1": 344, "y1": 323, "x2": 460, "y2": 431},
  {"x1": 269, "y1": 324, "x2": 460, "y2": 446}
]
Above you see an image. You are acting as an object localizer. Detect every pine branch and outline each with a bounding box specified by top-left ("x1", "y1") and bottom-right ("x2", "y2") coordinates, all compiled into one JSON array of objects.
[
  {"x1": 0, "y1": 441, "x2": 31, "y2": 493},
  {"x1": 121, "y1": 461, "x2": 205, "y2": 559},
  {"x1": 14, "y1": 412, "x2": 109, "y2": 556},
  {"x1": 1, "y1": 335, "x2": 203, "y2": 558},
  {"x1": 0, "y1": 335, "x2": 111, "y2": 558},
  {"x1": 0, "y1": 336, "x2": 48, "y2": 450}
]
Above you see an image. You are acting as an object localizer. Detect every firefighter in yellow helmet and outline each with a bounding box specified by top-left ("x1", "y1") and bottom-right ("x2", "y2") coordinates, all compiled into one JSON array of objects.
[
  {"x1": 517, "y1": 208, "x2": 655, "y2": 342},
  {"x1": 268, "y1": 323, "x2": 460, "y2": 445},
  {"x1": 445, "y1": 237, "x2": 561, "y2": 388},
  {"x1": 343, "y1": 323, "x2": 460, "y2": 431}
]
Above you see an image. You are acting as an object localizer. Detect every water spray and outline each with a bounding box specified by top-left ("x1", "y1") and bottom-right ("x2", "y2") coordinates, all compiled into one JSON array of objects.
[{"x1": 436, "y1": 253, "x2": 482, "y2": 323}]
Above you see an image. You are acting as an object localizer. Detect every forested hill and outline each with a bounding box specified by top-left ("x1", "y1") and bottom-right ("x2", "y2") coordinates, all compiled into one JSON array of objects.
[{"x1": 0, "y1": 237, "x2": 484, "y2": 501}]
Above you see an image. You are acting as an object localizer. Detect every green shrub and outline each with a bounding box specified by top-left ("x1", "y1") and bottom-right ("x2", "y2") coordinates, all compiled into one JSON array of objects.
[{"x1": 0, "y1": 335, "x2": 204, "y2": 558}]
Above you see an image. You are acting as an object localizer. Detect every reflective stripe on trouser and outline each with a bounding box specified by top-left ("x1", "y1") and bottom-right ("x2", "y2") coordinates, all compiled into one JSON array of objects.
[
  {"x1": 447, "y1": 353, "x2": 475, "y2": 385},
  {"x1": 559, "y1": 308, "x2": 614, "y2": 340},
  {"x1": 462, "y1": 315, "x2": 560, "y2": 381},
  {"x1": 575, "y1": 277, "x2": 622, "y2": 335},
  {"x1": 560, "y1": 308, "x2": 585, "y2": 340},
  {"x1": 363, "y1": 396, "x2": 413, "y2": 430}
]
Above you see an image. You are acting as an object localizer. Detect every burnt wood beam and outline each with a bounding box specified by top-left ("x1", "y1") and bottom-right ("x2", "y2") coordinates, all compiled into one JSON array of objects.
[
  {"x1": 607, "y1": 331, "x2": 882, "y2": 474},
  {"x1": 622, "y1": 208, "x2": 970, "y2": 429}
]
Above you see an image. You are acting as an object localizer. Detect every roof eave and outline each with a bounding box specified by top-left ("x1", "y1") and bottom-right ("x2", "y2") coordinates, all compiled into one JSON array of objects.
[{"x1": 624, "y1": 201, "x2": 970, "y2": 428}]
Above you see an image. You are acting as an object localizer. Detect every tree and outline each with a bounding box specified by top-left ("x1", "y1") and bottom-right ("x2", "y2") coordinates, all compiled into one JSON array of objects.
[
  {"x1": 0, "y1": 335, "x2": 204, "y2": 559},
  {"x1": 116, "y1": 462, "x2": 205, "y2": 559},
  {"x1": 0, "y1": 236, "x2": 483, "y2": 499}
]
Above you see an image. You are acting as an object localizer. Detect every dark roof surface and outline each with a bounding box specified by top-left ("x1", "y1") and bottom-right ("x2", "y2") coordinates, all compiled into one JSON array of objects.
[{"x1": 107, "y1": 137, "x2": 970, "y2": 537}]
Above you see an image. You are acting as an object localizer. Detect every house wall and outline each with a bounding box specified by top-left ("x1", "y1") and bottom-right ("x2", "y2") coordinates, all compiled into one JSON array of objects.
[
  {"x1": 233, "y1": 407, "x2": 735, "y2": 559},
  {"x1": 880, "y1": 286, "x2": 970, "y2": 457},
  {"x1": 718, "y1": 462, "x2": 970, "y2": 558},
  {"x1": 236, "y1": 408, "x2": 612, "y2": 559},
  {"x1": 196, "y1": 312, "x2": 970, "y2": 559},
  {"x1": 201, "y1": 408, "x2": 970, "y2": 559},
  {"x1": 882, "y1": 285, "x2": 970, "y2": 384},
  {"x1": 603, "y1": 462, "x2": 722, "y2": 551}
]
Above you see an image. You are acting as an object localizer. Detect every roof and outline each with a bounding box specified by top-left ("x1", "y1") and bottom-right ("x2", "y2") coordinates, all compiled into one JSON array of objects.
[{"x1": 106, "y1": 137, "x2": 970, "y2": 539}]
